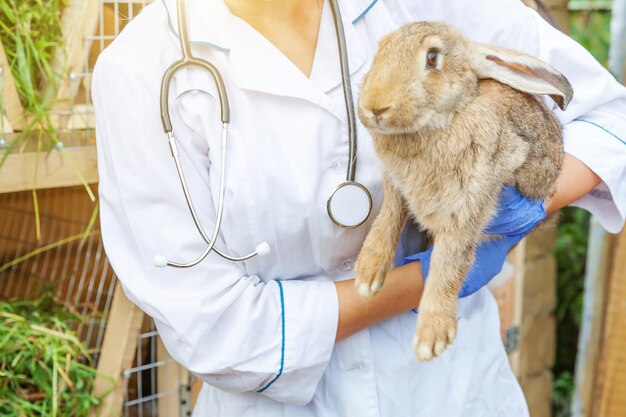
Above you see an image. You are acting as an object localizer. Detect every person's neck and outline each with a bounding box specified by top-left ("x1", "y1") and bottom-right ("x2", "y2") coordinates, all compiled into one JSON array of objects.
[
  {"x1": 224, "y1": 0, "x2": 323, "y2": 77},
  {"x1": 225, "y1": 0, "x2": 306, "y2": 21}
]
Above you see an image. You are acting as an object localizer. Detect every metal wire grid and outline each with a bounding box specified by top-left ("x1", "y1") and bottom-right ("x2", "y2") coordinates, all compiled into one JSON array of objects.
[
  {"x1": 124, "y1": 326, "x2": 160, "y2": 417},
  {"x1": 57, "y1": 0, "x2": 154, "y2": 132},
  {"x1": 123, "y1": 322, "x2": 192, "y2": 417},
  {"x1": 0, "y1": 187, "x2": 115, "y2": 362},
  {"x1": 1, "y1": 2, "x2": 191, "y2": 416},
  {"x1": 0, "y1": 187, "x2": 190, "y2": 417}
]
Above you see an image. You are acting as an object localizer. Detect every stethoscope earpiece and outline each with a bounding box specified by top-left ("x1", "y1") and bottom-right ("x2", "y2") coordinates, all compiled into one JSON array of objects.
[
  {"x1": 153, "y1": 254, "x2": 169, "y2": 268},
  {"x1": 254, "y1": 242, "x2": 272, "y2": 257},
  {"x1": 153, "y1": 241, "x2": 272, "y2": 269}
]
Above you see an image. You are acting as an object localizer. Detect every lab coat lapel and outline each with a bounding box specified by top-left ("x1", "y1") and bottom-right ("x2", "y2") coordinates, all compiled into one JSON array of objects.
[
  {"x1": 309, "y1": 0, "x2": 368, "y2": 94},
  {"x1": 227, "y1": 1, "x2": 367, "y2": 118},
  {"x1": 161, "y1": 0, "x2": 233, "y2": 51},
  {"x1": 227, "y1": 18, "x2": 325, "y2": 105},
  {"x1": 163, "y1": 0, "x2": 372, "y2": 118}
]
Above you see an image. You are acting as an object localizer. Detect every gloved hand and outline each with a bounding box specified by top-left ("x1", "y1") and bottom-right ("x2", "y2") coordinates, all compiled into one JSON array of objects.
[{"x1": 401, "y1": 186, "x2": 547, "y2": 299}]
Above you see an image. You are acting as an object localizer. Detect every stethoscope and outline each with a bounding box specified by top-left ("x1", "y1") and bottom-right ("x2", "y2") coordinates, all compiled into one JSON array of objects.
[{"x1": 153, "y1": 0, "x2": 373, "y2": 269}]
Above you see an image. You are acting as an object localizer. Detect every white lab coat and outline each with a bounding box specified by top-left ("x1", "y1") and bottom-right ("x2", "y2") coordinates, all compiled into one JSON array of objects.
[{"x1": 92, "y1": 0, "x2": 626, "y2": 415}]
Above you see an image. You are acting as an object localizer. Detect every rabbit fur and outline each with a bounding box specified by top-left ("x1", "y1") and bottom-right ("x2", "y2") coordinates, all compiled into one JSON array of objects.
[{"x1": 355, "y1": 21, "x2": 573, "y2": 361}]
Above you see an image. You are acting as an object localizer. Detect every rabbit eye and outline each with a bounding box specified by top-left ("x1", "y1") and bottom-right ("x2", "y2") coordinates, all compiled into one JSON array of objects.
[{"x1": 426, "y1": 49, "x2": 439, "y2": 69}]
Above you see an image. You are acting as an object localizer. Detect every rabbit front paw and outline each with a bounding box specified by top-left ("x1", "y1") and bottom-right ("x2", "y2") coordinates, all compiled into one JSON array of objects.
[
  {"x1": 355, "y1": 250, "x2": 390, "y2": 299},
  {"x1": 413, "y1": 305, "x2": 457, "y2": 361}
]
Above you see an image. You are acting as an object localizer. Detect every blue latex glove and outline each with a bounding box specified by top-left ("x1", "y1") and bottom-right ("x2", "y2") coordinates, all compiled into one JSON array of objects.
[{"x1": 401, "y1": 186, "x2": 547, "y2": 299}]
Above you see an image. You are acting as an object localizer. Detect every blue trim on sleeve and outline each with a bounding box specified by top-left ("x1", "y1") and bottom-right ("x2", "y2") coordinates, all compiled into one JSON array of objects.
[
  {"x1": 575, "y1": 118, "x2": 626, "y2": 147},
  {"x1": 257, "y1": 280, "x2": 286, "y2": 393},
  {"x1": 352, "y1": 0, "x2": 379, "y2": 24}
]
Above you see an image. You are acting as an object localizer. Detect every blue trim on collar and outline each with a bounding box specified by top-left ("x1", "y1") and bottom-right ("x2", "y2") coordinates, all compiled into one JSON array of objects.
[
  {"x1": 257, "y1": 280, "x2": 286, "y2": 393},
  {"x1": 575, "y1": 118, "x2": 626, "y2": 147},
  {"x1": 352, "y1": 0, "x2": 379, "y2": 24},
  {"x1": 161, "y1": 0, "x2": 230, "y2": 52}
]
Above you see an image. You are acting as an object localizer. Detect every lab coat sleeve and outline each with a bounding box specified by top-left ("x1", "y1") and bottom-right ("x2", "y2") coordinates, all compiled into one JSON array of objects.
[
  {"x1": 390, "y1": 0, "x2": 626, "y2": 233},
  {"x1": 92, "y1": 53, "x2": 338, "y2": 405}
]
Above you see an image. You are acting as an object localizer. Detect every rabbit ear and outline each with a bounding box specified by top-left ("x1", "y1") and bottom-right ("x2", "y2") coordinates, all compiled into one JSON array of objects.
[{"x1": 469, "y1": 43, "x2": 573, "y2": 110}]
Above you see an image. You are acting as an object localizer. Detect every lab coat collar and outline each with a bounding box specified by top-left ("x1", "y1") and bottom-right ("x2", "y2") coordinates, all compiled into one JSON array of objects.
[
  {"x1": 161, "y1": 0, "x2": 379, "y2": 52},
  {"x1": 161, "y1": 0, "x2": 375, "y2": 118},
  {"x1": 161, "y1": 0, "x2": 371, "y2": 119},
  {"x1": 228, "y1": 0, "x2": 367, "y2": 103}
]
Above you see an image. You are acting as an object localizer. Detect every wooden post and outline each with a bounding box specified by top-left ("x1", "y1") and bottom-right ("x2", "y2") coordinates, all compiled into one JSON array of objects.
[
  {"x1": 191, "y1": 379, "x2": 204, "y2": 410},
  {"x1": 516, "y1": 226, "x2": 558, "y2": 417},
  {"x1": 51, "y1": 0, "x2": 100, "y2": 117},
  {"x1": 540, "y1": 0, "x2": 570, "y2": 31},
  {"x1": 156, "y1": 337, "x2": 190, "y2": 416},
  {"x1": 492, "y1": 225, "x2": 558, "y2": 417},
  {"x1": 0, "y1": 42, "x2": 25, "y2": 131},
  {"x1": 90, "y1": 283, "x2": 145, "y2": 417},
  {"x1": 2, "y1": 114, "x2": 11, "y2": 134},
  {"x1": 572, "y1": 219, "x2": 613, "y2": 417},
  {"x1": 592, "y1": 231, "x2": 626, "y2": 417}
]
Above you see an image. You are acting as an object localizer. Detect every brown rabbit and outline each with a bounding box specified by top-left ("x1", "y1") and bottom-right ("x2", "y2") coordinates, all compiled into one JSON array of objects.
[{"x1": 355, "y1": 21, "x2": 573, "y2": 361}]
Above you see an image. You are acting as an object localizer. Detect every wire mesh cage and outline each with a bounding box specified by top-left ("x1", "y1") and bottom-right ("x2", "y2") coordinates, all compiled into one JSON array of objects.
[
  {"x1": 0, "y1": 1, "x2": 195, "y2": 416},
  {"x1": 0, "y1": 187, "x2": 113, "y2": 360},
  {"x1": 53, "y1": 0, "x2": 154, "y2": 134},
  {"x1": 122, "y1": 319, "x2": 193, "y2": 417}
]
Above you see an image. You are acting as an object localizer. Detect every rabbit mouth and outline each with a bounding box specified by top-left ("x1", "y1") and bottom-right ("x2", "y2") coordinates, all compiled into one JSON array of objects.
[{"x1": 358, "y1": 105, "x2": 399, "y2": 133}]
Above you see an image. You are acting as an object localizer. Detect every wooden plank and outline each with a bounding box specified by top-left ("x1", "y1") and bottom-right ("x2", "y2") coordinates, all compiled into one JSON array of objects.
[
  {"x1": 191, "y1": 379, "x2": 203, "y2": 409},
  {"x1": 2, "y1": 114, "x2": 12, "y2": 133},
  {"x1": 593, "y1": 230, "x2": 626, "y2": 417},
  {"x1": 520, "y1": 370, "x2": 553, "y2": 417},
  {"x1": 51, "y1": 1, "x2": 100, "y2": 111},
  {"x1": 572, "y1": 220, "x2": 613, "y2": 417},
  {"x1": 0, "y1": 147, "x2": 98, "y2": 194},
  {"x1": 66, "y1": 104, "x2": 95, "y2": 130},
  {"x1": 519, "y1": 314, "x2": 556, "y2": 376},
  {"x1": 0, "y1": 42, "x2": 26, "y2": 130},
  {"x1": 157, "y1": 337, "x2": 190, "y2": 416},
  {"x1": 508, "y1": 238, "x2": 527, "y2": 378},
  {"x1": 90, "y1": 283, "x2": 145, "y2": 417},
  {"x1": 540, "y1": 0, "x2": 570, "y2": 30},
  {"x1": 521, "y1": 255, "x2": 556, "y2": 321}
]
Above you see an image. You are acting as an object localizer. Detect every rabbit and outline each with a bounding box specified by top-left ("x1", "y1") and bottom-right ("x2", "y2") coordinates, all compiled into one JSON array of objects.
[{"x1": 354, "y1": 21, "x2": 573, "y2": 361}]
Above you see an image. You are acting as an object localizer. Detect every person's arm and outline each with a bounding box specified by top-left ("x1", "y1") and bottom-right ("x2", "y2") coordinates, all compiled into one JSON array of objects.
[
  {"x1": 545, "y1": 154, "x2": 601, "y2": 214},
  {"x1": 335, "y1": 262, "x2": 423, "y2": 341},
  {"x1": 94, "y1": 52, "x2": 339, "y2": 406}
]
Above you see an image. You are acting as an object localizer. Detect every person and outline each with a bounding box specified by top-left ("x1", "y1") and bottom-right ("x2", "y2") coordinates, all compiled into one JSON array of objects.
[{"x1": 92, "y1": 0, "x2": 626, "y2": 415}]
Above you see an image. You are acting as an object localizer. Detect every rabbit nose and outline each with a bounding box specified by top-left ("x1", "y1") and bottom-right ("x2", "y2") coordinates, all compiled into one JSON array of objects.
[{"x1": 372, "y1": 105, "x2": 392, "y2": 117}]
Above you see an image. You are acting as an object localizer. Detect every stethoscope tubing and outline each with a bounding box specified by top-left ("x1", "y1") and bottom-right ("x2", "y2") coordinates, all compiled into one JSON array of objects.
[
  {"x1": 165, "y1": 128, "x2": 260, "y2": 267},
  {"x1": 328, "y1": 0, "x2": 358, "y2": 182},
  {"x1": 156, "y1": 0, "x2": 371, "y2": 268},
  {"x1": 156, "y1": 0, "x2": 260, "y2": 268}
]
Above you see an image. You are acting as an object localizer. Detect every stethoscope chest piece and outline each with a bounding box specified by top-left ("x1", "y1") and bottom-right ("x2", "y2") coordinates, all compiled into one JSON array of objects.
[{"x1": 327, "y1": 181, "x2": 372, "y2": 229}]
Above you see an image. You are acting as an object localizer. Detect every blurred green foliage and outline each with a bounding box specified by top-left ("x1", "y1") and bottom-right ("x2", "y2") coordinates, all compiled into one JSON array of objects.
[
  {"x1": 553, "y1": 207, "x2": 590, "y2": 417},
  {"x1": 552, "y1": 7, "x2": 613, "y2": 417},
  {"x1": 570, "y1": 10, "x2": 613, "y2": 66}
]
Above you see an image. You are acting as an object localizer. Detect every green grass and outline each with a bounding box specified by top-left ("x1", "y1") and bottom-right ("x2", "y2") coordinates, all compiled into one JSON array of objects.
[
  {"x1": 0, "y1": 0, "x2": 95, "y2": 241},
  {"x1": 0, "y1": 291, "x2": 111, "y2": 417}
]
